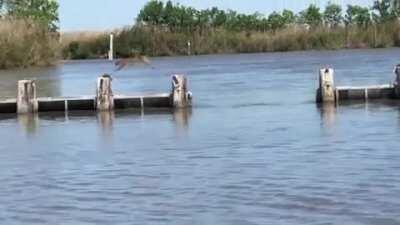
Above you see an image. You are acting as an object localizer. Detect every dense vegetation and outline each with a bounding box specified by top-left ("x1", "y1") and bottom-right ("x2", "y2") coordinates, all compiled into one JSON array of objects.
[
  {"x1": 0, "y1": 0, "x2": 59, "y2": 69},
  {"x1": 63, "y1": 0, "x2": 400, "y2": 60},
  {"x1": 2, "y1": 0, "x2": 400, "y2": 68}
]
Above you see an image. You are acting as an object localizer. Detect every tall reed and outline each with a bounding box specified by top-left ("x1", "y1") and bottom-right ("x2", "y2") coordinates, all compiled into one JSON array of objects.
[
  {"x1": 61, "y1": 21, "x2": 400, "y2": 60},
  {"x1": 0, "y1": 18, "x2": 59, "y2": 69}
]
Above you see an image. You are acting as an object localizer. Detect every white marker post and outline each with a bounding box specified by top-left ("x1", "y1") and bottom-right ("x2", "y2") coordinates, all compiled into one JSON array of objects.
[
  {"x1": 108, "y1": 33, "x2": 114, "y2": 61},
  {"x1": 187, "y1": 41, "x2": 191, "y2": 56}
]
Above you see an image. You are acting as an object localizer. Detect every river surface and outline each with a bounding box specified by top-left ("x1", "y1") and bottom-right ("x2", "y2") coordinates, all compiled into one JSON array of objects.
[{"x1": 0, "y1": 49, "x2": 400, "y2": 225}]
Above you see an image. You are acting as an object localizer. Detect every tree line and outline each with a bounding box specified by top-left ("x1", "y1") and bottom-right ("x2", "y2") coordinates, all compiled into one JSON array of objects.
[
  {"x1": 61, "y1": 0, "x2": 400, "y2": 60},
  {"x1": 137, "y1": 0, "x2": 400, "y2": 32},
  {"x1": 0, "y1": 0, "x2": 59, "y2": 31},
  {"x1": 0, "y1": 0, "x2": 59, "y2": 69}
]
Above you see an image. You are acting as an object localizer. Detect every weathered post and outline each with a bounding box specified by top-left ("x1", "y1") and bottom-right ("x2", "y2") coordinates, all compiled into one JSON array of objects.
[
  {"x1": 96, "y1": 75, "x2": 114, "y2": 111},
  {"x1": 394, "y1": 64, "x2": 400, "y2": 98},
  {"x1": 171, "y1": 75, "x2": 192, "y2": 108},
  {"x1": 17, "y1": 80, "x2": 38, "y2": 114},
  {"x1": 316, "y1": 68, "x2": 335, "y2": 103}
]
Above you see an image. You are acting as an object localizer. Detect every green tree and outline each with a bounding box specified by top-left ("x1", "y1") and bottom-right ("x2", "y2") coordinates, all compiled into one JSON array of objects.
[
  {"x1": 268, "y1": 12, "x2": 284, "y2": 31},
  {"x1": 392, "y1": 0, "x2": 400, "y2": 16},
  {"x1": 345, "y1": 5, "x2": 371, "y2": 27},
  {"x1": 163, "y1": 1, "x2": 176, "y2": 27},
  {"x1": 225, "y1": 10, "x2": 239, "y2": 31},
  {"x1": 372, "y1": 0, "x2": 393, "y2": 23},
  {"x1": 177, "y1": 6, "x2": 196, "y2": 32},
  {"x1": 137, "y1": 0, "x2": 164, "y2": 25},
  {"x1": 0, "y1": 0, "x2": 5, "y2": 14},
  {"x1": 324, "y1": 2, "x2": 343, "y2": 27},
  {"x1": 2, "y1": 0, "x2": 59, "y2": 31},
  {"x1": 299, "y1": 4, "x2": 323, "y2": 27},
  {"x1": 213, "y1": 9, "x2": 227, "y2": 27},
  {"x1": 195, "y1": 9, "x2": 206, "y2": 31},
  {"x1": 282, "y1": 10, "x2": 296, "y2": 25},
  {"x1": 267, "y1": 10, "x2": 295, "y2": 31}
]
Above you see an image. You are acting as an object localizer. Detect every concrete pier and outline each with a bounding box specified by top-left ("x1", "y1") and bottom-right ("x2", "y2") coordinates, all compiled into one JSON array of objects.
[
  {"x1": 17, "y1": 80, "x2": 38, "y2": 114},
  {"x1": 96, "y1": 75, "x2": 114, "y2": 111},
  {"x1": 0, "y1": 75, "x2": 192, "y2": 114},
  {"x1": 335, "y1": 85, "x2": 395, "y2": 101},
  {"x1": 316, "y1": 68, "x2": 335, "y2": 103},
  {"x1": 171, "y1": 75, "x2": 192, "y2": 108},
  {"x1": 316, "y1": 67, "x2": 399, "y2": 103}
]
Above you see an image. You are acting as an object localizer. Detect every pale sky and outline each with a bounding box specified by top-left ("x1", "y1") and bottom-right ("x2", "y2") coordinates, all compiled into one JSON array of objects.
[{"x1": 59, "y1": 0, "x2": 373, "y2": 31}]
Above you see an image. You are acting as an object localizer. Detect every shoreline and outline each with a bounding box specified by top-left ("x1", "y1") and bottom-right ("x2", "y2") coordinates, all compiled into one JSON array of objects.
[
  {"x1": 52, "y1": 46, "x2": 400, "y2": 63},
  {"x1": 2, "y1": 47, "x2": 400, "y2": 71}
]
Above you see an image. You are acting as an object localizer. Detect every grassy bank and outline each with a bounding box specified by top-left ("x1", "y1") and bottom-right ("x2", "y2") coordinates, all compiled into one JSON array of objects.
[
  {"x1": 61, "y1": 21, "x2": 400, "y2": 60},
  {"x1": 3, "y1": 16, "x2": 400, "y2": 68},
  {"x1": 0, "y1": 18, "x2": 59, "y2": 69},
  {"x1": 61, "y1": 31, "x2": 109, "y2": 59}
]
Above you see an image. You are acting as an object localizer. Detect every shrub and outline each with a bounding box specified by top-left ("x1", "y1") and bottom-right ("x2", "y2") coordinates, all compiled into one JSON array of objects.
[{"x1": 0, "y1": 18, "x2": 59, "y2": 69}]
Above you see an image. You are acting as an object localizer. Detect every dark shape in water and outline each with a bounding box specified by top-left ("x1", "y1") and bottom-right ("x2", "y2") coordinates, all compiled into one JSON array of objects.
[{"x1": 114, "y1": 55, "x2": 151, "y2": 71}]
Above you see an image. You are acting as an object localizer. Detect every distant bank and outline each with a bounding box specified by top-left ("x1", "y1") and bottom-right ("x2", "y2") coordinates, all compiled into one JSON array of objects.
[
  {"x1": 60, "y1": 22, "x2": 400, "y2": 61},
  {"x1": 3, "y1": 0, "x2": 400, "y2": 69},
  {"x1": 58, "y1": 0, "x2": 400, "y2": 61}
]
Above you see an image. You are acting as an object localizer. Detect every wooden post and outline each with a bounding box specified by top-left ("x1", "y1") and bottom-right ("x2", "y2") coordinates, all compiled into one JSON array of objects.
[
  {"x1": 316, "y1": 68, "x2": 335, "y2": 103},
  {"x1": 17, "y1": 80, "x2": 38, "y2": 114},
  {"x1": 394, "y1": 64, "x2": 400, "y2": 98},
  {"x1": 96, "y1": 75, "x2": 114, "y2": 111},
  {"x1": 171, "y1": 75, "x2": 192, "y2": 108}
]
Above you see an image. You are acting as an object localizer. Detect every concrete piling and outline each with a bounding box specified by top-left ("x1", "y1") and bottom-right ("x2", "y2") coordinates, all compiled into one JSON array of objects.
[
  {"x1": 317, "y1": 68, "x2": 335, "y2": 103},
  {"x1": 316, "y1": 65, "x2": 400, "y2": 103},
  {"x1": 96, "y1": 75, "x2": 114, "y2": 111},
  {"x1": 171, "y1": 75, "x2": 192, "y2": 108},
  {"x1": 0, "y1": 75, "x2": 192, "y2": 114},
  {"x1": 17, "y1": 80, "x2": 38, "y2": 114}
]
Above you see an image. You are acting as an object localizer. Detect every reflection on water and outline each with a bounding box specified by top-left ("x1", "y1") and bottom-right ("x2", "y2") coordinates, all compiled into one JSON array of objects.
[
  {"x1": 2, "y1": 49, "x2": 400, "y2": 225},
  {"x1": 319, "y1": 99, "x2": 400, "y2": 129},
  {"x1": 318, "y1": 103, "x2": 337, "y2": 129},
  {"x1": 173, "y1": 108, "x2": 192, "y2": 132},
  {"x1": 13, "y1": 109, "x2": 193, "y2": 137},
  {"x1": 18, "y1": 114, "x2": 39, "y2": 136},
  {"x1": 95, "y1": 109, "x2": 192, "y2": 139},
  {"x1": 97, "y1": 111, "x2": 115, "y2": 138}
]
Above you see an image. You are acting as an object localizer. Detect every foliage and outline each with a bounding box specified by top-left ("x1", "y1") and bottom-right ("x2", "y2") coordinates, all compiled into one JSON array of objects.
[
  {"x1": 137, "y1": 0, "x2": 296, "y2": 32},
  {"x1": 0, "y1": 0, "x2": 59, "y2": 31},
  {"x1": 345, "y1": 5, "x2": 372, "y2": 28},
  {"x1": 268, "y1": 10, "x2": 295, "y2": 31},
  {"x1": 299, "y1": 4, "x2": 323, "y2": 27},
  {"x1": 136, "y1": 1, "x2": 400, "y2": 32},
  {"x1": 61, "y1": 0, "x2": 400, "y2": 60},
  {"x1": 137, "y1": 0, "x2": 164, "y2": 26},
  {"x1": 0, "y1": 18, "x2": 59, "y2": 69},
  {"x1": 392, "y1": 0, "x2": 400, "y2": 16},
  {"x1": 282, "y1": 10, "x2": 296, "y2": 25},
  {"x1": 324, "y1": 2, "x2": 343, "y2": 27},
  {"x1": 372, "y1": 0, "x2": 394, "y2": 23}
]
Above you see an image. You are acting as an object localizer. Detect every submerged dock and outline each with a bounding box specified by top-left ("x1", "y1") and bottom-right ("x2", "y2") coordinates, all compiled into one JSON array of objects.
[
  {"x1": 316, "y1": 65, "x2": 400, "y2": 103},
  {"x1": 0, "y1": 74, "x2": 192, "y2": 114}
]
